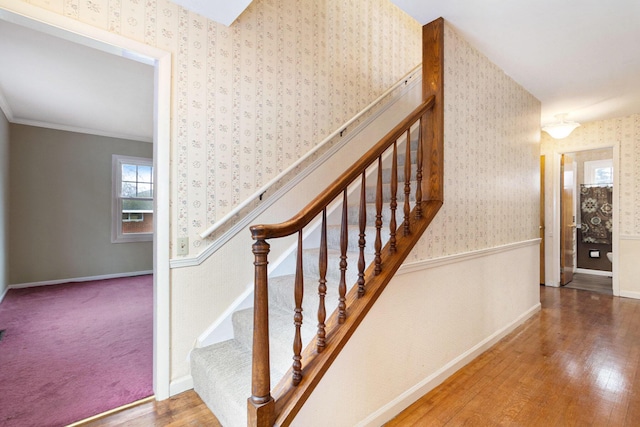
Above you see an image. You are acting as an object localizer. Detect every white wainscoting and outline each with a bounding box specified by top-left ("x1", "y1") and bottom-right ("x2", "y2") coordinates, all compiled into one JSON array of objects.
[{"x1": 293, "y1": 239, "x2": 541, "y2": 427}]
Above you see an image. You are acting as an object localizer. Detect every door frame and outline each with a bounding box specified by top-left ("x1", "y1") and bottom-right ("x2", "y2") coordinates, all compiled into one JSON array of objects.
[
  {"x1": 0, "y1": 2, "x2": 172, "y2": 399},
  {"x1": 548, "y1": 143, "x2": 620, "y2": 296}
]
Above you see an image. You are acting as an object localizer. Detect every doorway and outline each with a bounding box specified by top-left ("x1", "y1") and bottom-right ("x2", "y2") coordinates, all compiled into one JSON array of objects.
[
  {"x1": 554, "y1": 147, "x2": 616, "y2": 294},
  {"x1": 0, "y1": 4, "x2": 171, "y2": 400}
]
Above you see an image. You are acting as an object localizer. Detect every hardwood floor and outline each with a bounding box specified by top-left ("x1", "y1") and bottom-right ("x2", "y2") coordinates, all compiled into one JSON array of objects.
[
  {"x1": 84, "y1": 286, "x2": 640, "y2": 426},
  {"x1": 564, "y1": 272, "x2": 613, "y2": 295},
  {"x1": 79, "y1": 391, "x2": 221, "y2": 426},
  {"x1": 386, "y1": 285, "x2": 640, "y2": 426}
]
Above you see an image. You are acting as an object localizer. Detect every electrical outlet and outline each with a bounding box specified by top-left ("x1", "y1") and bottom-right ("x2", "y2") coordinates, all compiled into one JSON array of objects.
[{"x1": 177, "y1": 237, "x2": 189, "y2": 256}]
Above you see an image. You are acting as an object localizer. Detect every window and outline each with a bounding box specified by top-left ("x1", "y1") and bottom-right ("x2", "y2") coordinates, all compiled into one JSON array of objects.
[
  {"x1": 112, "y1": 155, "x2": 154, "y2": 242},
  {"x1": 584, "y1": 159, "x2": 613, "y2": 185}
]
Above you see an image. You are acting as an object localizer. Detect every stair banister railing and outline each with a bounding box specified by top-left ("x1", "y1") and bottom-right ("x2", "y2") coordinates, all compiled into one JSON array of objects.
[
  {"x1": 249, "y1": 99, "x2": 433, "y2": 243},
  {"x1": 248, "y1": 17, "x2": 444, "y2": 427},
  {"x1": 248, "y1": 97, "x2": 434, "y2": 425}
]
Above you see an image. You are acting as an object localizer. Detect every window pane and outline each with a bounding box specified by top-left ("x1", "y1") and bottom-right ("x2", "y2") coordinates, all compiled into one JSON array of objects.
[
  {"x1": 122, "y1": 182, "x2": 137, "y2": 197},
  {"x1": 137, "y1": 183, "x2": 153, "y2": 198},
  {"x1": 122, "y1": 164, "x2": 137, "y2": 181},
  {"x1": 113, "y1": 155, "x2": 154, "y2": 241},
  {"x1": 138, "y1": 165, "x2": 152, "y2": 183},
  {"x1": 594, "y1": 167, "x2": 612, "y2": 184},
  {"x1": 123, "y1": 199, "x2": 153, "y2": 211}
]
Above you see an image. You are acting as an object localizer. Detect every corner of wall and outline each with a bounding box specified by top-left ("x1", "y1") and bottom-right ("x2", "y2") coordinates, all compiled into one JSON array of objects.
[{"x1": 0, "y1": 108, "x2": 9, "y2": 297}]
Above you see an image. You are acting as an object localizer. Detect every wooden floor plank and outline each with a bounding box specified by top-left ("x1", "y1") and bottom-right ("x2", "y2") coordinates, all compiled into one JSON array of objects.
[
  {"x1": 80, "y1": 390, "x2": 221, "y2": 427},
  {"x1": 386, "y1": 286, "x2": 640, "y2": 426},
  {"x1": 85, "y1": 285, "x2": 640, "y2": 426}
]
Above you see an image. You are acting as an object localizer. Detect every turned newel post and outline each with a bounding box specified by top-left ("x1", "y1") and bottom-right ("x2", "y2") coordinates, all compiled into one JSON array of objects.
[{"x1": 248, "y1": 237, "x2": 275, "y2": 427}]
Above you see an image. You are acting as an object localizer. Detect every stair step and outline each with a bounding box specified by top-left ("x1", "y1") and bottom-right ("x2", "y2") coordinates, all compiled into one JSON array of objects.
[
  {"x1": 381, "y1": 163, "x2": 418, "y2": 184},
  {"x1": 346, "y1": 201, "x2": 411, "y2": 227},
  {"x1": 268, "y1": 273, "x2": 341, "y2": 317},
  {"x1": 303, "y1": 248, "x2": 372, "y2": 287},
  {"x1": 394, "y1": 149, "x2": 417, "y2": 168},
  {"x1": 232, "y1": 306, "x2": 316, "y2": 380},
  {"x1": 191, "y1": 340, "x2": 258, "y2": 427},
  {"x1": 326, "y1": 224, "x2": 390, "y2": 255},
  {"x1": 363, "y1": 180, "x2": 417, "y2": 203}
]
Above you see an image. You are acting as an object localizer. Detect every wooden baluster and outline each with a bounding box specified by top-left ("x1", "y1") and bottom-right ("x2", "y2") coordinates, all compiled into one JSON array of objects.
[
  {"x1": 404, "y1": 130, "x2": 412, "y2": 236},
  {"x1": 317, "y1": 209, "x2": 327, "y2": 353},
  {"x1": 292, "y1": 231, "x2": 303, "y2": 386},
  {"x1": 338, "y1": 190, "x2": 348, "y2": 324},
  {"x1": 389, "y1": 141, "x2": 398, "y2": 253},
  {"x1": 374, "y1": 156, "x2": 383, "y2": 275},
  {"x1": 358, "y1": 171, "x2": 366, "y2": 297},
  {"x1": 415, "y1": 121, "x2": 423, "y2": 219},
  {"x1": 248, "y1": 239, "x2": 275, "y2": 424}
]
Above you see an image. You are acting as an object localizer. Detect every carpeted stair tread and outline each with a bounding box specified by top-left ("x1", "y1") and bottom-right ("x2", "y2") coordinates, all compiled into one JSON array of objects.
[
  {"x1": 363, "y1": 180, "x2": 418, "y2": 203},
  {"x1": 326, "y1": 224, "x2": 390, "y2": 254},
  {"x1": 232, "y1": 306, "x2": 320, "y2": 383},
  {"x1": 346, "y1": 202, "x2": 404, "y2": 227},
  {"x1": 380, "y1": 163, "x2": 417, "y2": 184},
  {"x1": 192, "y1": 339, "x2": 283, "y2": 427},
  {"x1": 303, "y1": 248, "x2": 372, "y2": 287},
  {"x1": 269, "y1": 274, "x2": 338, "y2": 316}
]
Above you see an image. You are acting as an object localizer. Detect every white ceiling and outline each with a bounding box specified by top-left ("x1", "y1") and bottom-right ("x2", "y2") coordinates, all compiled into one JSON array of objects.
[
  {"x1": 390, "y1": 0, "x2": 640, "y2": 125},
  {"x1": 171, "y1": 0, "x2": 253, "y2": 26},
  {"x1": 1, "y1": 0, "x2": 639, "y2": 140},
  {"x1": 0, "y1": 19, "x2": 154, "y2": 142}
]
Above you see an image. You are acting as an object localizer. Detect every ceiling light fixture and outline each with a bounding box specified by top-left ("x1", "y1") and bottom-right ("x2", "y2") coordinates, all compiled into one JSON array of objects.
[{"x1": 542, "y1": 114, "x2": 581, "y2": 139}]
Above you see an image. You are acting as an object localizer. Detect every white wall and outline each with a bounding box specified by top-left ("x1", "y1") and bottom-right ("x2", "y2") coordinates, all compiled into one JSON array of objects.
[
  {"x1": 620, "y1": 238, "x2": 640, "y2": 298},
  {"x1": 294, "y1": 22, "x2": 542, "y2": 425},
  {"x1": 294, "y1": 242, "x2": 540, "y2": 426},
  {"x1": 0, "y1": 108, "x2": 8, "y2": 298},
  {"x1": 9, "y1": 124, "x2": 153, "y2": 284}
]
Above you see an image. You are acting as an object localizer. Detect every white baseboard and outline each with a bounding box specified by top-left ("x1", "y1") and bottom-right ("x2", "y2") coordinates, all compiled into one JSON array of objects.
[
  {"x1": 169, "y1": 375, "x2": 194, "y2": 397},
  {"x1": 0, "y1": 286, "x2": 8, "y2": 304},
  {"x1": 356, "y1": 302, "x2": 542, "y2": 427},
  {"x1": 9, "y1": 270, "x2": 153, "y2": 289},
  {"x1": 575, "y1": 268, "x2": 612, "y2": 277},
  {"x1": 620, "y1": 290, "x2": 640, "y2": 300}
]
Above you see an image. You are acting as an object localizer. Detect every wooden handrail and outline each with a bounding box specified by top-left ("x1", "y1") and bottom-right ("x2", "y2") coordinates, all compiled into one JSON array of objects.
[
  {"x1": 199, "y1": 64, "x2": 422, "y2": 240},
  {"x1": 250, "y1": 97, "x2": 434, "y2": 241},
  {"x1": 248, "y1": 17, "x2": 444, "y2": 427}
]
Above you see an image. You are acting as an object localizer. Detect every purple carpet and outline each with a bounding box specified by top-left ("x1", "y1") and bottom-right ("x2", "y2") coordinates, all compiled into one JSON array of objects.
[{"x1": 0, "y1": 275, "x2": 153, "y2": 427}]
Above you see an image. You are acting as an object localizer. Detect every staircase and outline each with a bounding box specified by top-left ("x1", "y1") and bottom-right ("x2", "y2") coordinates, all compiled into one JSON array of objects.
[
  {"x1": 191, "y1": 134, "x2": 420, "y2": 427},
  {"x1": 192, "y1": 17, "x2": 443, "y2": 427}
]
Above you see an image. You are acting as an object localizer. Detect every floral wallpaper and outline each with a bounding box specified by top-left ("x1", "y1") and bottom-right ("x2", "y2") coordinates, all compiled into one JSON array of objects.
[
  {"x1": 21, "y1": 0, "x2": 422, "y2": 256},
  {"x1": 541, "y1": 114, "x2": 640, "y2": 236},
  {"x1": 408, "y1": 23, "x2": 542, "y2": 261}
]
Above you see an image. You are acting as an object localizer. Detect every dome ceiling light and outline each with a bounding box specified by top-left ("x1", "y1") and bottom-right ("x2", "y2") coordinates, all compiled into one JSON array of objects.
[{"x1": 542, "y1": 114, "x2": 581, "y2": 139}]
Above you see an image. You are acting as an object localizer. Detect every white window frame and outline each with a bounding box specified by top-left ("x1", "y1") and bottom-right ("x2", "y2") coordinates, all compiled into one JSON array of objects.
[
  {"x1": 112, "y1": 154, "x2": 154, "y2": 243},
  {"x1": 584, "y1": 159, "x2": 613, "y2": 185}
]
